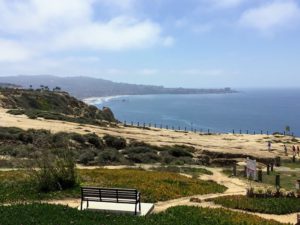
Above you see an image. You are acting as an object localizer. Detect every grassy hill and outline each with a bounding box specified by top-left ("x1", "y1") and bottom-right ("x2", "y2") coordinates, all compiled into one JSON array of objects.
[{"x1": 0, "y1": 88, "x2": 116, "y2": 124}]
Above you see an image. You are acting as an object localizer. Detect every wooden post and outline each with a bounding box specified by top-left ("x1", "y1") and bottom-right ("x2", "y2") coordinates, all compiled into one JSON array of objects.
[
  {"x1": 124, "y1": 121, "x2": 126, "y2": 126},
  {"x1": 267, "y1": 164, "x2": 270, "y2": 175},
  {"x1": 267, "y1": 131, "x2": 269, "y2": 135},
  {"x1": 166, "y1": 125, "x2": 168, "y2": 130},
  {"x1": 244, "y1": 166, "x2": 247, "y2": 177},
  {"x1": 261, "y1": 130, "x2": 263, "y2": 135},
  {"x1": 154, "y1": 124, "x2": 156, "y2": 128},
  {"x1": 208, "y1": 129, "x2": 210, "y2": 134},
  {"x1": 296, "y1": 214, "x2": 300, "y2": 225},
  {"x1": 257, "y1": 169, "x2": 263, "y2": 182},
  {"x1": 270, "y1": 162, "x2": 274, "y2": 171},
  {"x1": 239, "y1": 130, "x2": 242, "y2": 134},
  {"x1": 293, "y1": 155, "x2": 296, "y2": 163},
  {"x1": 275, "y1": 157, "x2": 281, "y2": 167},
  {"x1": 275, "y1": 174, "x2": 280, "y2": 190},
  {"x1": 232, "y1": 164, "x2": 237, "y2": 176},
  {"x1": 143, "y1": 123, "x2": 145, "y2": 128},
  {"x1": 233, "y1": 129, "x2": 235, "y2": 134},
  {"x1": 137, "y1": 122, "x2": 139, "y2": 127},
  {"x1": 246, "y1": 130, "x2": 249, "y2": 134},
  {"x1": 185, "y1": 127, "x2": 187, "y2": 132},
  {"x1": 131, "y1": 121, "x2": 133, "y2": 126}
]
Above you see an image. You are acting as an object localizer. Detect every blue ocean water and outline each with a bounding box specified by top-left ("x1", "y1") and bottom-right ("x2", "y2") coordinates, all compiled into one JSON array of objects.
[{"x1": 95, "y1": 89, "x2": 300, "y2": 136}]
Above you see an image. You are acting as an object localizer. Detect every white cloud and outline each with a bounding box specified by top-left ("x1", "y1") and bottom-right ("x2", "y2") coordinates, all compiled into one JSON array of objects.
[
  {"x1": 239, "y1": 1, "x2": 300, "y2": 33},
  {"x1": 0, "y1": 39, "x2": 32, "y2": 62},
  {"x1": 54, "y1": 17, "x2": 164, "y2": 50},
  {"x1": 208, "y1": 0, "x2": 246, "y2": 8},
  {"x1": 0, "y1": 0, "x2": 172, "y2": 62}
]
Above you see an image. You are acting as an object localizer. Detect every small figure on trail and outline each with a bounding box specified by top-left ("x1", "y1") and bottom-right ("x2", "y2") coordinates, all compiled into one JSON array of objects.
[
  {"x1": 297, "y1": 146, "x2": 300, "y2": 157},
  {"x1": 293, "y1": 145, "x2": 296, "y2": 156},
  {"x1": 284, "y1": 144, "x2": 288, "y2": 156},
  {"x1": 268, "y1": 141, "x2": 272, "y2": 151}
]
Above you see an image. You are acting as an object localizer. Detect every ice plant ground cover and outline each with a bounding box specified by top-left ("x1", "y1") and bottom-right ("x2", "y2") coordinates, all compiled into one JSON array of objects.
[
  {"x1": 0, "y1": 168, "x2": 226, "y2": 203},
  {"x1": 209, "y1": 195, "x2": 300, "y2": 214},
  {"x1": 0, "y1": 204, "x2": 289, "y2": 225}
]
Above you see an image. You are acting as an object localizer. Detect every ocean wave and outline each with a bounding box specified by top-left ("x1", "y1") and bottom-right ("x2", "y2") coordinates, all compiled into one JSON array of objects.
[{"x1": 83, "y1": 95, "x2": 127, "y2": 105}]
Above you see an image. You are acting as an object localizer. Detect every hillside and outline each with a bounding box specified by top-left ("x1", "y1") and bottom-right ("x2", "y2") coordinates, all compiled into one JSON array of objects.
[
  {"x1": 0, "y1": 82, "x2": 21, "y2": 89},
  {"x1": 0, "y1": 75, "x2": 236, "y2": 99},
  {"x1": 0, "y1": 88, "x2": 116, "y2": 124}
]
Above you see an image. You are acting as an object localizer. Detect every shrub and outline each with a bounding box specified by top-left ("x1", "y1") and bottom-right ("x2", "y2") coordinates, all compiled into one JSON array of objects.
[
  {"x1": 85, "y1": 133, "x2": 104, "y2": 149},
  {"x1": 71, "y1": 133, "x2": 86, "y2": 144},
  {"x1": 79, "y1": 151, "x2": 95, "y2": 165},
  {"x1": 168, "y1": 147, "x2": 193, "y2": 158},
  {"x1": 97, "y1": 149, "x2": 127, "y2": 165},
  {"x1": 32, "y1": 151, "x2": 78, "y2": 192},
  {"x1": 103, "y1": 135, "x2": 126, "y2": 150}
]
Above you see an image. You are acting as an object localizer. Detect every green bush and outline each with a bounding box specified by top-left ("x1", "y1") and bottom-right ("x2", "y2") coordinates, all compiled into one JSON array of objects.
[
  {"x1": 85, "y1": 133, "x2": 104, "y2": 149},
  {"x1": 32, "y1": 151, "x2": 78, "y2": 192},
  {"x1": 103, "y1": 135, "x2": 126, "y2": 150},
  {"x1": 79, "y1": 151, "x2": 95, "y2": 165},
  {"x1": 97, "y1": 149, "x2": 127, "y2": 165}
]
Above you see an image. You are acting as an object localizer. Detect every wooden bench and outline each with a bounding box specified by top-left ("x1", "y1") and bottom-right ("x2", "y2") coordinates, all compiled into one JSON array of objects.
[{"x1": 80, "y1": 187, "x2": 141, "y2": 215}]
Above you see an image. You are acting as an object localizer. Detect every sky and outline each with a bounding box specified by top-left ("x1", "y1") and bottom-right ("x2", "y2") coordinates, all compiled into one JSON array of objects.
[{"x1": 0, "y1": 0, "x2": 300, "y2": 88}]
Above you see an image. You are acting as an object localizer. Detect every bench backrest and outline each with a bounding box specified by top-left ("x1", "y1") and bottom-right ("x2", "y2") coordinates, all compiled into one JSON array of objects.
[{"x1": 81, "y1": 187, "x2": 138, "y2": 200}]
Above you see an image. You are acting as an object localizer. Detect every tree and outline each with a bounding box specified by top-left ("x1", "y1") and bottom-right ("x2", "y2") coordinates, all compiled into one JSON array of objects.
[{"x1": 285, "y1": 125, "x2": 291, "y2": 134}]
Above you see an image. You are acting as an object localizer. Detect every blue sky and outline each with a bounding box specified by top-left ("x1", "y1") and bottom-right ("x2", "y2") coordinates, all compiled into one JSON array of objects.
[{"x1": 0, "y1": 0, "x2": 299, "y2": 88}]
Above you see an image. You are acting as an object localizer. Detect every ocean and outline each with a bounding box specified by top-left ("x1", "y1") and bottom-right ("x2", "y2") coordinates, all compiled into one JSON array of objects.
[{"x1": 91, "y1": 88, "x2": 300, "y2": 136}]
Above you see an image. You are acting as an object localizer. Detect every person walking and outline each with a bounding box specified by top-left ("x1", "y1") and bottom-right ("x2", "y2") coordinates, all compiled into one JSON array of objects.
[
  {"x1": 268, "y1": 141, "x2": 272, "y2": 152},
  {"x1": 284, "y1": 144, "x2": 288, "y2": 156},
  {"x1": 297, "y1": 146, "x2": 300, "y2": 157},
  {"x1": 293, "y1": 145, "x2": 296, "y2": 156}
]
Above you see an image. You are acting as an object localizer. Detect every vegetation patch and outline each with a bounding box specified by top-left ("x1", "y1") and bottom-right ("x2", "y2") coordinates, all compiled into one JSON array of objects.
[
  {"x1": 151, "y1": 166, "x2": 213, "y2": 177},
  {"x1": 0, "y1": 204, "x2": 288, "y2": 225},
  {"x1": 208, "y1": 195, "x2": 300, "y2": 214},
  {"x1": 0, "y1": 168, "x2": 226, "y2": 203}
]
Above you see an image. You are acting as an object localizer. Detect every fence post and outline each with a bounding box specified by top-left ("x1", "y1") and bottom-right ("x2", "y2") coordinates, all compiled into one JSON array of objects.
[
  {"x1": 154, "y1": 124, "x2": 156, "y2": 128},
  {"x1": 275, "y1": 157, "x2": 281, "y2": 167},
  {"x1": 178, "y1": 126, "x2": 180, "y2": 131},
  {"x1": 232, "y1": 163, "x2": 237, "y2": 176},
  {"x1": 232, "y1": 129, "x2": 235, "y2": 134},
  {"x1": 267, "y1": 164, "x2": 270, "y2": 175},
  {"x1": 270, "y1": 162, "x2": 274, "y2": 171},
  {"x1": 137, "y1": 122, "x2": 140, "y2": 127},
  {"x1": 143, "y1": 123, "x2": 145, "y2": 128},
  {"x1": 208, "y1": 129, "x2": 210, "y2": 134},
  {"x1": 240, "y1": 130, "x2": 242, "y2": 134},
  {"x1": 267, "y1": 131, "x2": 269, "y2": 135},
  {"x1": 293, "y1": 155, "x2": 296, "y2": 163},
  {"x1": 275, "y1": 174, "x2": 280, "y2": 190},
  {"x1": 160, "y1": 124, "x2": 162, "y2": 129},
  {"x1": 185, "y1": 127, "x2": 187, "y2": 132},
  {"x1": 261, "y1": 130, "x2": 263, "y2": 135},
  {"x1": 247, "y1": 130, "x2": 249, "y2": 134},
  {"x1": 244, "y1": 166, "x2": 247, "y2": 177},
  {"x1": 166, "y1": 125, "x2": 168, "y2": 130},
  {"x1": 131, "y1": 121, "x2": 133, "y2": 126},
  {"x1": 257, "y1": 169, "x2": 263, "y2": 182}
]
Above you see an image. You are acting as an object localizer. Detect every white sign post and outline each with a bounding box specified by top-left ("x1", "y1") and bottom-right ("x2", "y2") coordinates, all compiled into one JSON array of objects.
[{"x1": 246, "y1": 158, "x2": 257, "y2": 180}]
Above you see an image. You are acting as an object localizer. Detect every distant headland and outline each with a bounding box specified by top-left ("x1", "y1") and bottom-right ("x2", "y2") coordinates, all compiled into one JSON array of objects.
[{"x1": 0, "y1": 75, "x2": 237, "y2": 99}]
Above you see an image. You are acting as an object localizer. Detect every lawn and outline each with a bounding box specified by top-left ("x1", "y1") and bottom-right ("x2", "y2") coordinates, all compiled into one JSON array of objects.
[
  {"x1": 0, "y1": 168, "x2": 226, "y2": 203},
  {"x1": 209, "y1": 195, "x2": 300, "y2": 214},
  {"x1": 0, "y1": 204, "x2": 289, "y2": 225}
]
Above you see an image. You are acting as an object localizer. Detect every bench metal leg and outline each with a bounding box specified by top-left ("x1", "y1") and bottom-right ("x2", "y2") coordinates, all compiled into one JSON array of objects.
[
  {"x1": 135, "y1": 203, "x2": 137, "y2": 215},
  {"x1": 139, "y1": 201, "x2": 141, "y2": 211},
  {"x1": 80, "y1": 200, "x2": 83, "y2": 211},
  {"x1": 87, "y1": 200, "x2": 89, "y2": 209}
]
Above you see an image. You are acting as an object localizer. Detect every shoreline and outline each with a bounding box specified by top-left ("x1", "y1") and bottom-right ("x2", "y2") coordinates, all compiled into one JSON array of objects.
[{"x1": 83, "y1": 95, "x2": 128, "y2": 105}]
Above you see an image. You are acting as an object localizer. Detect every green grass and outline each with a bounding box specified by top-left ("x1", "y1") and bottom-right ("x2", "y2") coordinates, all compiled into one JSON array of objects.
[
  {"x1": 0, "y1": 204, "x2": 289, "y2": 225},
  {"x1": 0, "y1": 168, "x2": 226, "y2": 203},
  {"x1": 209, "y1": 195, "x2": 300, "y2": 214},
  {"x1": 261, "y1": 171, "x2": 299, "y2": 191}
]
